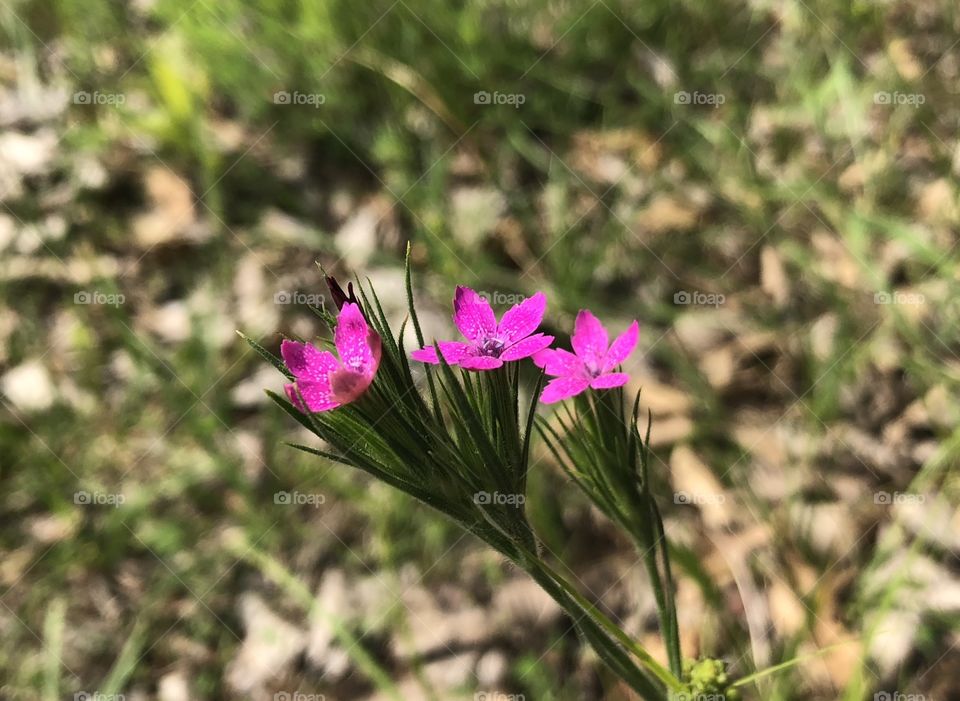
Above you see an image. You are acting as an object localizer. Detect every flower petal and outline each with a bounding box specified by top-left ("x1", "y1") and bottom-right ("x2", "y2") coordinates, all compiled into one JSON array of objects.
[
  {"x1": 330, "y1": 368, "x2": 374, "y2": 404},
  {"x1": 281, "y1": 340, "x2": 339, "y2": 381},
  {"x1": 438, "y1": 341, "x2": 476, "y2": 364},
  {"x1": 364, "y1": 330, "x2": 382, "y2": 376},
  {"x1": 571, "y1": 310, "x2": 608, "y2": 368},
  {"x1": 497, "y1": 291, "x2": 547, "y2": 343},
  {"x1": 335, "y1": 303, "x2": 377, "y2": 372},
  {"x1": 459, "y1": 355, "x2": 504, "y2": 371},
  {"x1": 602, "y1": 321, "x2": 639, "y2": 371},
  {"x1": 540, "y1": 376, "x2": 590, "y2": 404},
  {"x1": 453, "y1": 286, "x2": 496, "y2": 342},
  {"x1": 285, "y1": 383, "x2": 302, "y2": 409},
  {"x1": 500, "y1": 333, "x2": 554, "y2": 361},
  {"x1": 285, "y1": 380, "x2": 340, "y2": 413},
  {"x1": 590, "y1": 372, "x2": 630, "y2": 389},
  {"x1": 533, "y1": 347, "x2": 585, "y2": 377},
  {"x1": 410, "y1": 347, "x2": 439, "y2": 363},
  {"x1": 532, "y1": 349, "x2": 552, "y2": 368},
  {"x1": 410, "y1": 341, "x2": 475, "y2": 365},
  {"x1": 410, "y1": 346, "x2": 439, "y2": 363}
]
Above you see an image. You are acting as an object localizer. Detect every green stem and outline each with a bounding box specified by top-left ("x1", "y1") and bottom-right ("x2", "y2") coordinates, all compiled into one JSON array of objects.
[
  {"x1": 650, "y1": 497, "x2": 682, "y2": 676},
  {"x1": 523, "y1": 561, "x2": 667, "y2": 700},
  {"x1": 631, "y1": 516, "x2": 682, "y2": 678},
  {"x1": 528, "y1": 556, "x2": 685, "y2": 693},
  {"x1": 592, "y1": 391, "x2": 683, "y2": 679},
  {"x1": 731, "y1": 639, "x2": 857, "y2": 688}
]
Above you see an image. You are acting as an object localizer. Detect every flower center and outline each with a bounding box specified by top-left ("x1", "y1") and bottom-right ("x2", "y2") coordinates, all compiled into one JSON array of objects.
[{"x1": 478, "y1": 337, "x2": 506, "y2": 357}]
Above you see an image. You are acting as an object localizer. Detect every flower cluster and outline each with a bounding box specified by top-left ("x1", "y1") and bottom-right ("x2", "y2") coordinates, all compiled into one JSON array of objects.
[
  {"x1": 250, "y1": 264, "x2": 718, "y2": 697},
  {"x1": 282, "y1": 284, "x2": 638, "y2": 413}
]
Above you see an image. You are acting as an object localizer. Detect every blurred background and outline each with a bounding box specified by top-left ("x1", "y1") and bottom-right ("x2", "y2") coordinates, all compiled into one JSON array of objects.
[{"x1": 1, "y1": 0, "x2": 959, "y2": 699}]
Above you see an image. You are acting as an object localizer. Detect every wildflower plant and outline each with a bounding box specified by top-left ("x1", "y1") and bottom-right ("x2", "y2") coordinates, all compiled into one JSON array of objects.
[{"x1": 244, "y1": 247, "x2": 789, "y2": 699}]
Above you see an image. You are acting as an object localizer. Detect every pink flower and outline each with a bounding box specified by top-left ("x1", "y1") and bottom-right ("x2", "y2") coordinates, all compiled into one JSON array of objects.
[
  {"x1": 281, "y1": 302, "x2": 381, "y2": 412},
  {"x1": 410, "y1": 286, "x2": 554, "y2": 371},
  {"x1": 533, "y1": 310, "x2": 639, "y2": 404}
]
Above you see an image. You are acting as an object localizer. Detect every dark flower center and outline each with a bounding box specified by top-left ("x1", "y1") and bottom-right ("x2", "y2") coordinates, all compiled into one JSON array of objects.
[{"x1": 478, "y1": 337, "x2": 506, "y2": 357}]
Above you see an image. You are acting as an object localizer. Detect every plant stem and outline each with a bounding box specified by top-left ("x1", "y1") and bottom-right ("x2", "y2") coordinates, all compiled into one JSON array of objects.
[
  {"x1": 631, "y1": 516, "x2": 682, "y2": 677},
  {"x1": 591, "y1": 391, "x2": 683, "y2": 678},
  {"x1": 650, "y1": 496, "x2": 682, "y2": 676},
  {"x1": 522, "y1": 560, "x2": 668, "y2": 700},
  {"x1": 525, "y1": 556, "x2": 685, "y2": 694}
]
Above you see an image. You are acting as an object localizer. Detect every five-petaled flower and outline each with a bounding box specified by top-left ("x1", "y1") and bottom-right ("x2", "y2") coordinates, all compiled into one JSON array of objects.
[
  {"x1": 282, "y1": 302, "x2": 381, "y2": 412},
  {"x1": 533, "y1": 310, "x2": 638, "y2": 403},
  {"x1": 411, "y1": 286, "x2": 554, "y2": 371}
]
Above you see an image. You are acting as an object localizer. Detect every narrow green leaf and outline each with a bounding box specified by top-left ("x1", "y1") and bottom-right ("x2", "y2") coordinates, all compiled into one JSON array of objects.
[{"x1": 238, "y1": 331, "x2": 292, "y2": 379}]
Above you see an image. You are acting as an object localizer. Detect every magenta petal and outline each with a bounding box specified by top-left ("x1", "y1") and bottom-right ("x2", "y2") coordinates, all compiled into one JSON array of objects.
[
  {"x1": 571, "y1": 310, "x2": 609, "y2": 368},
  {"x1": 281, "y1": 340, "x2": 338, "y2": 381},
  {"x1": 453, "y1": 286, "x2": 496, "y2": 342},
  {"x1": 534, "y1": 348, "x2": 585, "y2": 377},
  {"x1": 410, "y1": 346, "x2": 440, "y2": 363},
  {"x1": 500, "y1": 333, "x2": 554, "y2": 361},
  {"x1": 590, "y1": 372, "x2": 629, "y2": 389},
  {"x1": 411, "y1": 341, "x2": 474, "y2": 365},
  {"x1": 284, "y1": 382, "x2": 303, "y2": 409},
  {"x1": 532, "y1": 348, "x2": 553, "y2": 368},
  {"x1": 459, "y1": 355, "x2": 504, "y2": 371},
  {"x1": 335, "y1": 303, "x2": 377, "y2": 372},
  {"x1": 540, "y1": 376, "x2": 590, "y2": 404},
  {"x1": 330, "y1": 368, "x2": 374, "y2": 404},
  {"x1": 365, "y1": 330, "x2": 382, "y2": 373},
  {"x1": 602, "y1": 321, "x2": 639, "y2": 371},
  {"x1": 497, "y1": 291, "x2": 547, "y2": 343},
  {"x1": 285, "y1": 380, "x2": 340, "y2": 412},
  {"x1": 437, "y1": 341, "x2": 474, "y2": 364}
]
